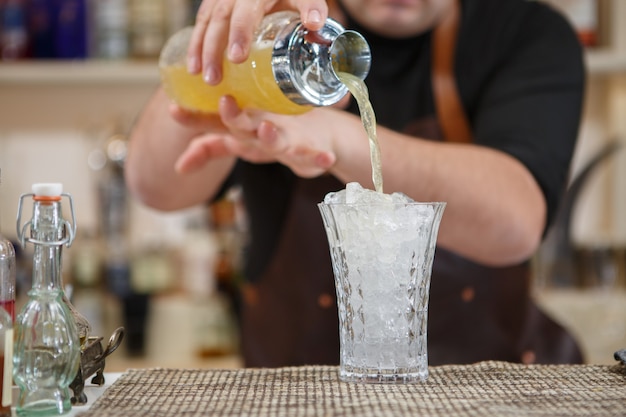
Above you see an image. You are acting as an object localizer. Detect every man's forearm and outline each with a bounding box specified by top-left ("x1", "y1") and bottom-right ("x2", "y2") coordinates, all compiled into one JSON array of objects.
[
  {"x1": 125, "y1": 88, "x2": 235, "y2": 211},
  {"x1": 329, "y1": 116, "x2": 546, "y2": 266}
]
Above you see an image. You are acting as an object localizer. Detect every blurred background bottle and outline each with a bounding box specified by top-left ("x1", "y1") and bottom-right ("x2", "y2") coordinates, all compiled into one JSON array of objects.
[
  {"x1": 55, "y1": 0, "x2": 88, "y2": 59},
  {"x1": 0, "y1": 306, "x2": 10, "y2": 417},
  {"x1": 0, "y1": 170, "x2": 15, "y2": 321},
  {"x1": 165, "y1": 0, "x2": 190, "y2": 38},
  {"x1": 90, "y1": 0, "x2": 129, "y2": 59},
  {"x1": 0, "y1": 0, "x2": 30, "y2": 60},
  {"x1": 0, "y1": 0, "x2": 197, "y2": 60},
  {"x1": 128, "y1": 0, "x2": 165, "y2": 59},
  {"x1": 28, "y1": 0, "x2": 55, "y2": 59},
  {"x1": 0, "y1": 169, "x2": 15, "y2": 417}
]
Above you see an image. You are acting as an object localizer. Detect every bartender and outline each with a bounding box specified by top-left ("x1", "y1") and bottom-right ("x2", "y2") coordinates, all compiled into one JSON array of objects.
[{"x1": 125, "y1": 0, "x2": 585, "y2": 367}]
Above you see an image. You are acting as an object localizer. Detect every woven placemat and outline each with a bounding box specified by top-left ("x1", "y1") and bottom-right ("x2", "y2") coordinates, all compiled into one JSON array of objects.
[{"x1": 76, "y1": 362, "x2": 625, "y2": 417}]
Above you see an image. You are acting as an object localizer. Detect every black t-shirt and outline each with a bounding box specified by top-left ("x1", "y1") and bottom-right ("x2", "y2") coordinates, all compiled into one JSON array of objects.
[{"x1": 227, "y1": 0, "x2": 585, "y2": 283}]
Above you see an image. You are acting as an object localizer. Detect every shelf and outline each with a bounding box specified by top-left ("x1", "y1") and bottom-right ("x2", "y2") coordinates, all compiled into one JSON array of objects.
[
  {"x1": 1, "y1": 48, "x2": 626, "y2": 86},
  {"x1": 585, "y1": 48, "x2": 626, "y2": 75},
  {"x1": 0, "y1": 60, "x2": 160, "y2": 86}
]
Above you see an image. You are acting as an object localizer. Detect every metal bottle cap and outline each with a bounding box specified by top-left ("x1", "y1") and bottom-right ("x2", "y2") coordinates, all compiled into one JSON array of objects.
[{"x1": 272, "y1": 16, "x2": 371, "y2": 106}]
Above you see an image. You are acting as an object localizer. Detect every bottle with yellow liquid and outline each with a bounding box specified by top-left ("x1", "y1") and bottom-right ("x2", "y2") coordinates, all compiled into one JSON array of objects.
[{"x1": 159, "y1": 11, "x2": 371, "y2": 115}]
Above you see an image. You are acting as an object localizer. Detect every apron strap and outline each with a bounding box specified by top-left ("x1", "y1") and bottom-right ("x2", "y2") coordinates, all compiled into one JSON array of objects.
[{"x1": 432, "y1": 0, "x2": 473, "y2": 143}]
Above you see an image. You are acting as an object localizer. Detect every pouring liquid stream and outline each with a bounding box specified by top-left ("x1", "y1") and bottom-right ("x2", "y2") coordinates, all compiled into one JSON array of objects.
[{"x1": 337, "y1": 72, "x2": 383, "y2": 194}]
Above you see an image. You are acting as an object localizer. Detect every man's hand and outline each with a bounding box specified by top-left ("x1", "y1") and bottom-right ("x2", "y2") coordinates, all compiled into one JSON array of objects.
[
  {"x1": 186, "y1": 0, "x2": 330, "y2": 84},
  {"x1": 174, "y1": 95, "x2": 338, "y2": 178}
]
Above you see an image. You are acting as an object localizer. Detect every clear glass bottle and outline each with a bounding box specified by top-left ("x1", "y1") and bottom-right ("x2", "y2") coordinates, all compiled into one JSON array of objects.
[
  {"x1": 0, "y1": 306, "x2": 11, "y2": 417},
  {"x1": 159, "y1": 10, "x2": 371, "y2": 114},
  {"x1": 0, "y1": 170, "x2": 16, "y2": 322},
  {"x1": 13, "y1": 183, "x2": 81, "y2": 416},
  {"x1": 0, "y1": 170, "x2": 15, "y2": 417}
]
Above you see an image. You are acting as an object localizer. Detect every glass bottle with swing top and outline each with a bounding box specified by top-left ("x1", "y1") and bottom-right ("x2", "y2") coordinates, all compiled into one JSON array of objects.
[{"x1": 13, "y1": 183, "x2": 81, "y2": 416}]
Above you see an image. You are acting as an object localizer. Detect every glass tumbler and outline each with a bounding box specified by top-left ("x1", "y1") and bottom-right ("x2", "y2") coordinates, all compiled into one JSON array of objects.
[{"x1": 318, "y1": 200, "x2": 445, "y2": 383}]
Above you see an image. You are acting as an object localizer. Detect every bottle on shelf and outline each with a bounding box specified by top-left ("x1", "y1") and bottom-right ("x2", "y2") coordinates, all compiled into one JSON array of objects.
[
  {"x1": 90, "y1": 0, "x2": 129, "y2": 59},
  {"x1": 0, "y1": 171, "x2": 15, "y2": 417},
  {"x1": 13, "y1": 183, "x2": 82, "y2": 416},
  {"x1": 0, "y1": 300, "x2": 11, "y2": 417},
  {"x1": 54, "y1": 0, "x2": 89, "y2": 59},
  {"x1": 28, "y1": 0, "x2": 56, "y2": 59},
  {"x1": 0, "y1": 0, "x2": 30, "y2": 60},
  {"x1": 128, "y1": 0, "x2": 166, "y2": 59},
  {"x1": 93, "y1": 130, "x2": 150, "y2": 357},
  {"x1": 159, "y1": 10, "x2": 371, "y2": 114},
  {"x1": 179, "y1": 206, "x2": 238, "y2": 358},
  {"x1": 0, "y1": 171, "x2": 15, "y2": 322},
  {"x1": 165, "y1": 0, "x2": 190, "y2": 38}
]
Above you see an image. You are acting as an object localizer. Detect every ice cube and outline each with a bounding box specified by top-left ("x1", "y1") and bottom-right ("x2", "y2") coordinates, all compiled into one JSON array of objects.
[
  {"x1": 345, "y1": 182, "x2": 392, "y2": 205},
  {"x1": 391, "y1": 191, "x2": 414, "y2": 204},
  {"x1": 323, "y1": 182, "x2": 415, "y2": 206},
  {"x1": 345, "y1": 181, "x2": 364, "y2": 204},
  {"x1": 323, "y1": 188, "x2": 345, "y2": 204}
]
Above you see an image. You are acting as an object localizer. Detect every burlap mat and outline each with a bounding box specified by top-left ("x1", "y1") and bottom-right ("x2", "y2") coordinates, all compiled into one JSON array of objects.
[{"x1": 76, "y1": 362, "x2": 625, "y2": 417}]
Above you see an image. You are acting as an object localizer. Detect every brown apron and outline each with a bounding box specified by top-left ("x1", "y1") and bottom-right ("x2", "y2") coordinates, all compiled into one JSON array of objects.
[{"x1": 239, "y1": 0, "x2": 583, "y2": 367}]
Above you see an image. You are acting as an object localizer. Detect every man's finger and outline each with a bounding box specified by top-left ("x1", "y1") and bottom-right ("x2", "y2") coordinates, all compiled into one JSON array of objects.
[{"x1": 175, "y1": 135, "x2": 232, "y2": 174}]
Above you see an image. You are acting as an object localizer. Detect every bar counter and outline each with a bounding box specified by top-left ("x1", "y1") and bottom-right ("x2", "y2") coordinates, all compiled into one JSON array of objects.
[{"x1": 68, "y1": 361, "x2": 625, "y2": 417}]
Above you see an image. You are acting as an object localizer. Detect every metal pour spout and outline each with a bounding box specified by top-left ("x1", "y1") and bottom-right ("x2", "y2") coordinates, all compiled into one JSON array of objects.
[{"x1": 272, "y1": 14, "x2": 371, "y2": 107}]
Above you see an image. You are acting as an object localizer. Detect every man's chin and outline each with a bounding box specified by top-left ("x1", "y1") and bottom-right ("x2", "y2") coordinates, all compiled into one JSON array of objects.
[{"x1": 365, "y1": 13, "x2": 428, "y2": 38}]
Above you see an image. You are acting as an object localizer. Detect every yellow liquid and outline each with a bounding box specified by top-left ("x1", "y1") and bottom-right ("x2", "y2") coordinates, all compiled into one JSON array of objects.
[
  {"x1": 160, "y1": 45, "x2": 311, "y2": 115},
  {"x1": 337, "y1": 72, "x2": 383, "y2": 193}
]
